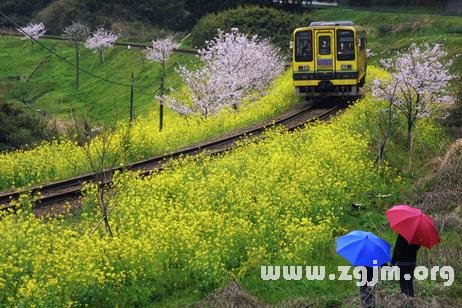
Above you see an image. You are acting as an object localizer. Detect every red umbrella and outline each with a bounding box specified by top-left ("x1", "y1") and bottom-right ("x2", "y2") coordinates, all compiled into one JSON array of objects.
[{"x1": 385, "y1": 205, "x2": 440, "y2": 249}]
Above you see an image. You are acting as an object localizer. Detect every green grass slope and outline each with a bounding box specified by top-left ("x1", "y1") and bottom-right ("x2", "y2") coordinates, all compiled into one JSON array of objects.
[{"x1": 0, "y1": 37, "x2": 197, "y2": 126}]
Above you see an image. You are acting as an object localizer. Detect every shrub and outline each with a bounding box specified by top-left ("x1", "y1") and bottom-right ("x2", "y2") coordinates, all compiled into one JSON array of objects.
[
  {"x1": 0, "y1": 0, "x2": 51, "y2": 28},
  {"x1": 190, "y1": 6, "x2": 307, "y2": 50},
  {"x1": 37, "y1": 0, "x2": 112, "y2": 35},
  {"x1": 0, "y1": 100, "x2": 56, "y2": 152}
]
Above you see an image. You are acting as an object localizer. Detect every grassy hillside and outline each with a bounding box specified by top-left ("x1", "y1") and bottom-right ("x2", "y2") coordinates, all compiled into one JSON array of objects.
[{"x1": 0, "y1": 37, "x2": 197, "y2": 126}]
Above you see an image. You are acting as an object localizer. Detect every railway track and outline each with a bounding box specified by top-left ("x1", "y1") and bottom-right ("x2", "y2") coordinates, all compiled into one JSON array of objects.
[{"x1": 0, "y1": 102, "x2": 344, "y2": 212}]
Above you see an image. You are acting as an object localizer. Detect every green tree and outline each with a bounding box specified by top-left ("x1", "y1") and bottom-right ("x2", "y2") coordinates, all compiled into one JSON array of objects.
[
  {"x1": 191, "y1": 6, "x2": 306, "y2": 50},
  {"x1": 0, "y1": 0, "x2": 52, "y2": 27}
]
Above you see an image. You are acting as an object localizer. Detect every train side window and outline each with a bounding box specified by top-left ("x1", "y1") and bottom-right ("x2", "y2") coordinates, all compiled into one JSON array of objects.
[
  {"x1": 295, "y1": 30, "x2": 313, "y2": 62},
  {"x1": 319, "y1": 36, "x2": 331, "y2": 55},
  {"x1": 337, "y1": 30, "x2": 355, "y2": 61}
]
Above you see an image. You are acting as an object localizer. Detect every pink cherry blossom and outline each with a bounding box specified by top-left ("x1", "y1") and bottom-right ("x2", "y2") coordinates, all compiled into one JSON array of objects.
[
  {"x1": 145, "y1": 37, "x2": 180, "y2": 63},
  {"x1": 17, "y1": 22, "x2": 46, "y2": 40},
  {"x1": 372, "y1": 43, "x2": 455, "y2": 120},
  {"x1": 84, "y1": 27, "x2": 118, "y2": 63},
  {"x1": 162, "y1": 28, "x2": 284, "y2": 117},
  {"x1": 371, "y1": 43, "x2": 456, "y2": 168}
]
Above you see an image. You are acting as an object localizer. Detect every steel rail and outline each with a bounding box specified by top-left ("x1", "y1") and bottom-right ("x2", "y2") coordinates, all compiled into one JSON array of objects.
[{"x1": 0, "y1": 103, "x2": 343, "y2": 210}]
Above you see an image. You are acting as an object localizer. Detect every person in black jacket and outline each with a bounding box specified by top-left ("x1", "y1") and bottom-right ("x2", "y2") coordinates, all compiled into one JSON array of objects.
[
  {"x1": 359, "y1": 266, "x2": 376, "y2": 308},
  {"x1": 391, "y1": 234, "x2": 421, "y2": 297}
]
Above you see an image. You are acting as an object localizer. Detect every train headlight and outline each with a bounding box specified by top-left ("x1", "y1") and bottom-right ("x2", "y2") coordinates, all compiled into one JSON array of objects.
[
  {"x1": 298, "y1": 65, "x2": 309, "y2": 71},
  {"x1": 341, "y1": 64, "x2": 352, "y2": 70}
]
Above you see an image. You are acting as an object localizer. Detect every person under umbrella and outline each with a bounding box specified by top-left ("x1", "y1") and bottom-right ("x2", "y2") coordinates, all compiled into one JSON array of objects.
[
  {"x1": 386, "y1": 205, "x2": 440, "y2": 297},
  {"x1": 391, "y1": 234, "x2": 420, "y2": 296},
  {"x1": 336, "y1": 230, "x2": 391, "y2": 308}
]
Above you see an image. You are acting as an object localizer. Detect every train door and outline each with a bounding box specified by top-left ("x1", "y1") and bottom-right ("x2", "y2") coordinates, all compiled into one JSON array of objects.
[{"x1": 314, "y1": 30, "x2": 335, "y2": 75}]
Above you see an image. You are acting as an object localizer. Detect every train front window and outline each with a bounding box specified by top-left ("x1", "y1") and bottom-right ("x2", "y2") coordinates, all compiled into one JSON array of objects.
[
  {"x1": 318, "y1": 36, "x2": 331, "y2": 55},
  {"x1": 295, "y1": 30, "x2": 312, "y2": 62},
  {"x1": 337, "y1": 30, "x2": 355, "y2": 61}
]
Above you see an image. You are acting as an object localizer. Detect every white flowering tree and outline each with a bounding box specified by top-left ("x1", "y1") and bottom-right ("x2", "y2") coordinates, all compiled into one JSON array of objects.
[
  {"x1": 63, "y1": 22, "x2": 90, "y2": 90},
  {"x1": 372, "y1": 43, "x2": 455, "y2": 168},
  {"x1": 17, "y1": 22, "x2": 46, "y2": 41},
  {"x1": 144, "y1": 37, "x2": 180, "y2": 131},
  {"x1": 366, "y1": 48, "x2": 375, "y2": 58},
  {"x1": 84, "y1": 27, "x2": 118, "y2": 64},
  {"x1": 162, "y1": 28, "x2": 284, "y2": 118}
]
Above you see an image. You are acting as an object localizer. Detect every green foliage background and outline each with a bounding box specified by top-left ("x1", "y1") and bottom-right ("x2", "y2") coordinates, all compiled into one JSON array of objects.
[
  {"x1": 0, "y1": 99, "x2": 55, "y2": 151},
  {"x1": 191, "y1": 6, "x2": 305, "y2": 50}
]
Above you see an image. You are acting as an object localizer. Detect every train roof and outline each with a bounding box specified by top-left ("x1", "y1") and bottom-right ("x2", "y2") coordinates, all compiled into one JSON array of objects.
[
  {"x1": 294, "y1": 21, "x2": 365, "y2": 32},
  {"x1": 309, "y1": 21, "x2": 353, "y2": 26}
]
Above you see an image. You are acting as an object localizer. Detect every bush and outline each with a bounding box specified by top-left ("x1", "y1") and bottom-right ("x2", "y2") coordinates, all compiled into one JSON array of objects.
[
  {"x1": 346, "y1": 0, "x2": 447, "y2": 6},
  {"x1": 37, "y1": 0, "x2": 112, "y2": 35},
  {"x1": 0, "y1": 0, "x2": 51, "y2": 28},
  {"x1": 37, "y1": 0, "x2": 188, "y2": 34},
  {"x1": 190, "y1": 6, "x2": 307, "y2": 50},
  {"x1": 0, "y1": 100, "x2": 56, "y2": 152}
]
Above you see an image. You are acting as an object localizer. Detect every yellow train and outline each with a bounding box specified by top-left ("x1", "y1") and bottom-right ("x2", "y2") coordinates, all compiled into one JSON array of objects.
[{"x1": 292, "y1": 21, "x2": 367, "y2": 98}]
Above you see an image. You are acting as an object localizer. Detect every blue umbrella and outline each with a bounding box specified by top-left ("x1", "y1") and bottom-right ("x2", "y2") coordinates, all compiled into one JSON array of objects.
[{"x1": 336, "y1": 230, "x2": 391, "y2": 267}]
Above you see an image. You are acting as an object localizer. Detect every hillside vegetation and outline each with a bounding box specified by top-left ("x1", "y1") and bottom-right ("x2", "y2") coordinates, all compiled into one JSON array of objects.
[
  {"x1": 0, "y1": 68, "x2": 401, "y2": 306},
  {"x1": 0, "y1": 98, "x2": 56, "y2": 151},
  {"x1": 313, "y1": 7, "x2": 462, "y2": 73},
  {"x1": 191, "y1": 6, "x2": 461, "y2": 127},
  {"x1": 191, "y1": 6, "x2": 462, "y2": 76},
  {"x1": 1, "y1": 67, "x2": 455, "y2": 306},
  {"x1": 191, "y1": 6, "x2": 304, "y2": 50},
  {"x1": 0, "y1": 0, "x2": 265, "y2": 33},
  {"x1": 0, "y1": 70, "x2": 299, "y2": 191},
  {"x1": 0, "y1": 4, "x2": 460, "y2": 306},
  {"x1": 0, "y1": 37, "x2": 196, "y2": 125}
]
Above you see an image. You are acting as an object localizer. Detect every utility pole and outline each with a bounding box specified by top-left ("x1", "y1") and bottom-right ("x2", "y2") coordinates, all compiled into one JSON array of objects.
[
  {"x1": 159, "y1": 60, "x2": 166, "y2": 131},
  {"x1": 76, "y1": 43, "x2": 80, "y2": 90},
  {"x1": 130, "y1": 72, "x2": 134, "y2": 123}
]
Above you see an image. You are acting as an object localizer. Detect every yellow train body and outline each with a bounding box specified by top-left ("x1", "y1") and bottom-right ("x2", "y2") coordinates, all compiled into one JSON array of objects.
[{"x1": 292, "y1": 21, "x2": 367, "y2": 97}]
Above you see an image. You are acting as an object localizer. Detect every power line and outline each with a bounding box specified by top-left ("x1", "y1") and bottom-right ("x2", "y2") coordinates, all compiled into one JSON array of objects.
[{"x1": 0, "y1": 10, "x2": 161, "y2": 90}]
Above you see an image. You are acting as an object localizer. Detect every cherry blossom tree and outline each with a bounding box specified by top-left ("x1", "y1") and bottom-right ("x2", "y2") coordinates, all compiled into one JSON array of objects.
[
  {"x1": 372, "y1": 43, "x2": 455, "y2": 168},
  {"x1": 366, "y1": 48, "x2": 375, "y2": 58},
  {"x1": 144, "y1": 37, "x2": 180, "y2": 131},
  {"x1": 63, "y1": 22, "x2": 90, "y2": 90},
  {"x1": 162, "y1": 28, "x2": 284, "y2": 118},
  {"x1": 84, "y1": 27, "x2": 118, "y2": 64},
  {"x1": 17, "y1": 22, "x2": 46, "y2": 41}
]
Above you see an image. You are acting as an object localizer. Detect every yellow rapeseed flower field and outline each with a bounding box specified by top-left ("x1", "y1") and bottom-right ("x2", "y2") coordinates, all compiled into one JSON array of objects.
[{"x1": 0, "y1": 66, "x2": 445, "y2": 305}]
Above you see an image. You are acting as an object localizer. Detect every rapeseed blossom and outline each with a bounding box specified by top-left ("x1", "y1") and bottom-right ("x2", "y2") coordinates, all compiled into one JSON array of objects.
[
  {"x1": 0, "y1": 76, "x2": 408, "y2": 305},
  {"x1": 0, "y1": 70, "x2": 298, "y2": 191},
  {"x1": 0, "y1": 66, "x2": 444, "y2": 305}
]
